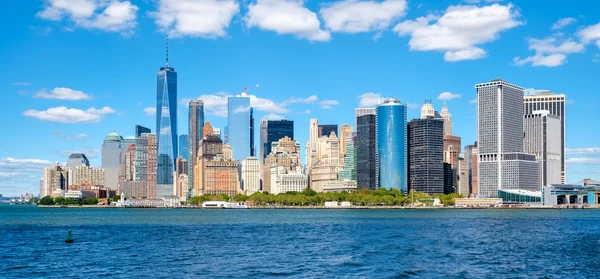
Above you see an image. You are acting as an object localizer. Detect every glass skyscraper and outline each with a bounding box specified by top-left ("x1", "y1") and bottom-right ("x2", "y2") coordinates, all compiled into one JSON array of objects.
[
  {"x1": 377, "y1": 98, "x2": 407, "y2": 192},
  {"x1": 264, "y1": 120, "x2": 294, "y2": 159},
  {"x1": 179, "y1": 134, "x2": 189, "y2": 161},
  {"x1": 156, "y1": 57, "x2": 177, "y2": 196},
  {"x1": 357, "y1": 112, "x2": 377, "y2": 190},
  {"x1": 227, "y1": 93, "x2": 254, "y2": 161}
]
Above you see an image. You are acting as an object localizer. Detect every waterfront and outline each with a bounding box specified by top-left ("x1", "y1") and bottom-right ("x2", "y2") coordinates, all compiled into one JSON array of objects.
[{"x1": 2, "y1": 205, "x2": 600, "y2": 278}]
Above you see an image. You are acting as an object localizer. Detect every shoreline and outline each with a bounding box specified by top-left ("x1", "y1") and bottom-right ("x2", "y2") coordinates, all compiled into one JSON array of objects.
[{"x1": 34, "y1": 205, "x2": 598, "y2": 210}]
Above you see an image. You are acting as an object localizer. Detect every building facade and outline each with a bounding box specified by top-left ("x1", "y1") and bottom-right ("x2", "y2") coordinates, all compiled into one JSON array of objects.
[
  {"x1": 136, "y1": 133, "x2": 157, "y2": 197},
  {"x1": 457, "y1": 154, "x2": 469, "y2": 196},
  {"x1": 264, "y1": 120, "x2": 294, "y2": 161},
  {"x1": 227, "y1": 93, "x2": 254, "y2": 161},
  {"x1": 338, "y1": 134, "x2": 357, "y2": 182},
  {"x1": 524, "y1": 110, "x2": 562, "y2": 188},
  {"x1": 188, "y1": 99, "x2": 204, "y2": 193},
  {"x1": 74, "y1": 166, "x2": 104, "y2": 186},
  {"x1": 310, "y1": 132, "x2": 341, "y2": 192},
  {"x1": 444, "y1": 135, "x2": 461, "y2": 191},
  {"x1": 356, "y1": 112, "x2": 377, "y2": 190},
  {"x1": 242, "y1": 157, "x2": 261, "y2": 195},
  {"x1": 318, "y1": 124, "x2": 338, "y2": 138},
  {"x1": 339, "y1": 125, "x2": 353, "y2": 157},
  {"x1": 263, "y1": 137, "x2": 302, "y2": 193},
  {"x1": 260, "y1": 119, "x2": 268, "y2": 165},
  {"x1": 66, "y1": 153, "x2": 90, "y2": 169},
  {"x1": 135, "y1": 125, "x2": 151, "y2": 137},
  {"x1": 179, "y1": 134, "x2": 189, "y2": 162},
  {"x1": 476, "y1": 79, "x2": 539, "y2": 197},
  {"x1": 407, "y1": 117, "x2": 444, "y2": 195},
  {"x1": 440, "y1": 102, "x2": 453, "y2": 136},
  {"x1": 524, "y1": 89, "x2": 566, "y2": 183},
  {"x1": 377, "y1": 98, "x2": 407, "y2": 191},
  {"x1": 102, "y1": 131, "x2": 123, "y2": 190}
]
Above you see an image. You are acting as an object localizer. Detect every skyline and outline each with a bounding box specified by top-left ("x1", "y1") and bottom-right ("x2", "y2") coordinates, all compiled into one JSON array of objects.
[{"x1": 2, "y1": 0, "x2": 600, "y2": 196}]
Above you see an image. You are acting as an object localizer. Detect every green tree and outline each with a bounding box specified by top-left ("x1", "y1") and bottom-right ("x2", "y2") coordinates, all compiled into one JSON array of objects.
[
  {"x1": 302, "y1": 188, "x2": 317, "y2": 196},
  {"x1": 53, "y1": 196, "x2": 65, "y2": 205},
  {"x1": 39, "y1": 196, "x2": 54, "y2": 205}
]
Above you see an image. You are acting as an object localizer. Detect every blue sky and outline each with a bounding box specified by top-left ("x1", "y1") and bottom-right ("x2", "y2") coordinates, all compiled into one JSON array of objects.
[{"x1": 1, "y1": 0, "x2": 599, "y2": 196}]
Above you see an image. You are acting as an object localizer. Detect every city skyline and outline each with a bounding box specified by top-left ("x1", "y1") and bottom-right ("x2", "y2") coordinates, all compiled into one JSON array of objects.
[{"x1": 2, "y1": 0, "x2": 600, "y2": 196}]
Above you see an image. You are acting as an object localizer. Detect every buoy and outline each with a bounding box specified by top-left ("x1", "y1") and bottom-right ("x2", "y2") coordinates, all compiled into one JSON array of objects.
[{"x1": 65, "y1": 230, "x2": 73, "y2": 243}]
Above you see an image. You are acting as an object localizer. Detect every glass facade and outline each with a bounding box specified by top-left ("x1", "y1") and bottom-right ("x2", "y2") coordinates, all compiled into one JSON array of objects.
[
  {"x1": 179, "y1": 134, "x2": 189, "y2": 161},
  {"x1": 227, "y1": 94, "x2": 253, "y2": 161},
  {"x1": 135, "y1": 125, "x2": 151, "y2": 137},
  {"x1": 338, "y1": 135, "x2": 357, "y2": 181},
  {"x1": 188, "y1": 100, "x2": 204, "y2": 192},
  {"x1": 156, "y1": 66, "x2": 177, "y2": 192},
  {"x1": 357, "y1": 114, "x2": 377, "y2": 190},
  {"x1": 444, "y1": 162, "x2": 453, "y2": 194},
  {"x1": 498, "y1": 189, "x2": 541, "y2": 203},
  {"x1": 376, "y1": 99, "x2": 407, "y2": 191},
  {"x1": 265, "y1": 120, "x2": 294, "y2": 159},
  {"x1": 407, "y1": 118, "x2": 444, "y2": 194},
  {"x1": 318, "y1": 124, "x2": 338, "y2": 137}
]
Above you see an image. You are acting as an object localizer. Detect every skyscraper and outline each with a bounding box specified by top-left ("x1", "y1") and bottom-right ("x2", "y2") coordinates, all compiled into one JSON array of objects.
[
  {"x1": 318, "y1": 124, "x2": 338, "y2": 138},
  {"x1": 420, "y1": 100, "x2": 435, "y2": 119},
  {"x1": 135, "y1": 125, "x2": 151, "y2": 138},
  {"x1": 407, "y1": 117, "x2": 444, "y2": 195},
  {"x1": 241, "y1": 157, "x2": 260, "y2": 195},
  {"x1": 309, "y1": 132, "x2": 340, "y2": 192},
  {"x1": 227, "y1": 92, "x2": 253, "y2": 161},
  {"x1": 260, "y1": 120, "x2": 268, "y2": 165},
  {"x1": 377, "y1": 98, "x2": 407, "y2": 191},
  {"x1": 524, "y1": 89, "x2": 566, "y2": 183},
  {"x1": 440, "y1": 102, "x2": 453, "y2": 136},
  {"x1": 339, "y1": 125, "x2": 353, "y2": 157},
  {"x1": 338, "y1": 134, "x2": 357, "y2": 181},
  {"x1": 179, "y1": 134, "x2": 189, "y2": 162},
  {"x1": 136, "y1": 133, "x2": 157, "y2": 197},
  {"x1": 476, "y1": 79, "x2": 539, "y2": 197},
  {"x1": 156, "y1": 40, "x2": 178, "y2": 196},
  {"x1": 356, "y1": 110, "x2": 377, "y2": 190},
  {"x1": 135, "y1": 125, "x2": 151, "y2": 186},
  {"x1": 264, "y1": 120, "x2": 294, "y2": 161},
  {"x1": 444, "y1": 135, "x2": 461, "y2": 191},
  {"x1": 524, "y1": 110, "x2": 562, "y2": 188},
  {"x1": 102, "y1": 131, "x2": 123, "y2": 190},
  {"x1": 66, "y1": 153, "x2": 90, "y2": 169},
  {"x1": 125, "y1": 144, "x2": 136, "y2": 181},
  {"x1": 308, "y1": 119, "x2": 319, "y2": 169}
]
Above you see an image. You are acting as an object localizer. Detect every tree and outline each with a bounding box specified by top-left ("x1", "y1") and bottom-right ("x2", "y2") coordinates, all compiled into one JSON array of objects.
[
  {"x1": 53, "y1": 196, "x2": 65, "y2": 205},
  {"x1": 302, "y1": 188, "x2": 317, "y2": 196},
  {"x1": 39, "y1": 196, "x2": 54, "y2": 205}
]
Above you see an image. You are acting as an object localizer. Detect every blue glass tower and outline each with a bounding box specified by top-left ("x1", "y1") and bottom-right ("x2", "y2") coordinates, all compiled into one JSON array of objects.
[
  {"x1": 227, "y1": 93, "x2": 254, "y2": 161},
  {"x1": 156, "y1": 40, "x2": 177, "y2": 196},
  {"x1": 179, "y1": 134, "x2": 189, "y2": 161},
  {"x1": 377, "y1": 98, "x2": 407, "y2": 191}
]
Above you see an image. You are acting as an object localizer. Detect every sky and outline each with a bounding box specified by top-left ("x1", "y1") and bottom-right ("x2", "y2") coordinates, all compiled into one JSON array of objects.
[{"x1": 1, "y1": 0, "x2": 599, "y2": 196}]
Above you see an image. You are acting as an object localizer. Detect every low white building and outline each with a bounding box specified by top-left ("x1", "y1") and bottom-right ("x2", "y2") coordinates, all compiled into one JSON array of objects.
[{"x1": 322, "y1": 181, "x2": 358, "y2": 193}]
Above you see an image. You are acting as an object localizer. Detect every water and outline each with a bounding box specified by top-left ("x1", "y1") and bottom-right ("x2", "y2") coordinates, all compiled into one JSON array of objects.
[{"x1": 2, "y1": 205, "x2": 600, "y2": 278}]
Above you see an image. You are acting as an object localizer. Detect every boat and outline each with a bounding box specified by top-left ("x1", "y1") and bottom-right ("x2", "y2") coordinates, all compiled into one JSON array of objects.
[{"x1": 201, "y1": 201, "x2": 251, "y2": 209}]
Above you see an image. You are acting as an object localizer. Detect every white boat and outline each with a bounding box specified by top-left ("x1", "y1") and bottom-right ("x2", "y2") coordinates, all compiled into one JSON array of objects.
[{"x1": 202, "y1": 201, "x2": 250, "y2": 209}]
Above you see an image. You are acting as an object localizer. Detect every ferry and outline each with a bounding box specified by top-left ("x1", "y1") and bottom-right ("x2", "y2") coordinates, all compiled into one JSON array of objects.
[{"x1": 202, "y1": 201, "x2": 250, "y2": 209}]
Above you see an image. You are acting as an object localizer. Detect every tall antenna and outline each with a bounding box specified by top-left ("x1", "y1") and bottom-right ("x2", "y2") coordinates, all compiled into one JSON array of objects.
[{"x1": 166, "y1": 34, "x2": 169, "y2": 67}]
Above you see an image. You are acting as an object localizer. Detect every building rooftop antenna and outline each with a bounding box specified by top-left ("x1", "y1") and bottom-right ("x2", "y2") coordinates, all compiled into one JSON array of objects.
[{"x1": 166, "y1": 35, "x2": 169, "y2": 67}]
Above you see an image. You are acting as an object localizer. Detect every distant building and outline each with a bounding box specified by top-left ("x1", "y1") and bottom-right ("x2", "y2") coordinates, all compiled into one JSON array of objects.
[
  {"x1": 310, "y1": 132, "x2": 341, "y2": 192},
  {"x1": 471, "y1": 146, "x2": 479, "y2": 195},
  {"x1": 322, "y1": 180, "x2": 358, "y2": 193},
  {"x1": 339, "y1": 125, "x2": 353, "y2": 158},
  {"x1": 263, "y1": 119, "x2": 294, "y2": 161},
  {"x1": 524, "y1": 110, "x2": 562, "y2": 188},
  {"x1": 524, "y1": 89, "x2": 566, "y2": 183},
  {"x1": 227, "y1": 92, "x2": 254, "y2": 161},
  {"x1": 43, "y1": 164, "x2": 70, "y2": 196},
  {"x1": 260, "y1": 120, "x2": 268, "y2": 165},
  {"x1": 338, "y1": 134, "x2": 357, "y2": 181},
  {"x1": 242, "y1": 157, "x2": 260, "y2": 195},
  {"x1": 457, "y1": 154, "x2": 469, "y2": 196},
  {"x1": 307, "y1": 119, "x2": 319, "y2": 169},
  {"x1": 356, "y1": 111, "x2": 377, "y2": 190},
  {"x1": 440, "y1": 102, "x2": 453, "y2": 136},
  {"x1": 66, "y1": 153, "x2": 90, "y2": 169},
  {"x1": 407, "y1": 117, "x2": 444, "y2": 195},
  {"x1": 189, "y1": 99, "x2": 205, "y2": 194},
  {"x1": 318, "y1": 124, "x2": 338, "y2": 138},
  {"x1": 135, "y1": 125, "x2": 151, "y2": 137},
  {"x1": 179, "y1": 134, "x2": 189, "y2": 162},
  {"x1": 102, "y1": 131, "x2": 123, "y2": 190},
  {"x1": 136, "y1": 133, "x2": 157, "y2": 197},
  {"x1": 156, "y1": 50, "x2": 178, "y2": 196},
  {"x1": 124, "y1": 144, "x2": 136, "y2": 181},
  {"x1": 377, "y1": 98, "x2": 407, "y2": 191},
  {"x1": 443, "y1": 163, "x2": 453, "y2": 194},
  {"x1": 194, "y1": 135, "x2": 240, "y2": 196},
  {"x1": 420, "y1": 100, "x2": 435, "y2": 119},
  {"x1": 270, "y1": 168, "x2": 308, "y2": 195},
  {"x1": 263, "y1": 137, "x2": 302, "y2": 193},
  {"x1": 73, "y1": 166, "x2": 104, "y2": 187},
  {"x1": 444, "y1": 135, "x2": 461, "y2": 192}
]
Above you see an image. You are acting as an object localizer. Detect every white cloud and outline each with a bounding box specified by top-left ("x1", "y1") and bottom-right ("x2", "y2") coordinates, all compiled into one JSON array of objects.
[
  {"x1": 284, "y1": 95, "x2": 318, "y2": 104},
  {"x1": 55, "y1": 149, "x2": 100, "y2": 158},
  {"x1": 463, "y1": 0, "x2": 503, "y2": 3},
  {"x1": 13, "y1": 82, "x2": 31, "y2": 86},
  {"x1": 594, "y1": 54, "x2": 600, "y2": 63},
  {"x1": 151, "y1": 0, "x2": 239, "y2": 38},
  {"x1": 577, "y1": 22, "x2": 600, "y2": 47},
  {"x1": 245, "y1": 0, "x2": 330, "y2": 42},
  {"x1": 393, "y1": 4, "x2": 522, "y2": 62},
  {"x1": 320, "y1": 0, "x2": 407, "y2": 34},
  {"x1": 437, "y1": 92, "x2": 462, "y2": 101},
  {"x1": 34, "y1": 87, "x2": 93, "y2": 100},
  {"x1": 567, "y1": 158, "x2": 600, "y2": 165},
  {"x1": 551, "y1": 17, "x2": 577, "y2": 30},
  {"x1": 305, "y1": 110, "x2": 311, "y2": 114},
  {"x1": 0, "y1": 158, "x2": 54, "y2": 170},
  {"x1": 0, "y1": 157, "x2": 55, "y2": 196},
  {"x1": 406, "y1": 103, "x2": 420, "y2": 109},
  {"x1": 514, "y1": 36, "x2": 584, "y2": 67},
  {"x1": 262, "y1": 113, "x2": 284, "y2": 120},
  {"x1": 249, "y1": 95, "x2": 288, "y2": 114},
  {"x1": 469, "y1": 99, "x2": 477, "y2": 104},
  {"x1": 181, "y1": 93, "x2": 316, "y2": 117},
  {"x1": 319, "y1": 100, "x2": 339, "y2": 109},
  {"x1": 358, "y1": 92, "x2": 385, "y2": 107},
  {"x1": 567, "y1": 148, "x2": 600, "y2": 155},
  {"x1": 144, "y1": 107, "x2": 156, "y2": 116},
  {"x1": 23, "y1": 106, "x2": 116, "y2": 123},
  {"x1": 37, "y1": 0, "x2": 138, "y2": 36}
]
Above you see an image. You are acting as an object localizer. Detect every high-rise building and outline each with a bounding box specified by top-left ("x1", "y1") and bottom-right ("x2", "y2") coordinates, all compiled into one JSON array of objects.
[
  {"x1": 260, "y1": 120, "x2": 268, "y2": 165},
  {"x1": 136, "y1": 133, "x2": 157, "y2": 198},
  {"x1": 308, "y1": 119, "x2": 319, "y2": 169},
  {"x1": 524, "y1": 89, "x2": 566, "y2": 184},
  {"x1": 356, "y1": 109, "x2": 377, "y2": 190},
  {"x1": 173, "y1": 157, "x2": 188, "y2": 199},
  {"x1": 179, "y1": 134, "x2": 189, "y2": 162},
  {"x1": 263, "y1": 136, "x2": 302, "y2": 193},
  {"x1": 194, "y1": 135, "x2": 240, "y2": 196},
  {"x1": 420, "y1": 100, "x2": 435, "y2": 119},
  {"x1": 102, "y1": 131, "x2": 123, "y2": 190},
  {"x1": 338, "y1": 134, "x2": 357, "y2": 181},
  {"x1": 227, "y1": 92, "x2": 253, "y2": 161},
  {"x1": 464, "y1": 142, "x2": 478, "y2": 195},
  {"x1": 440, "y1": 102, "x2": 453, "y2": 136},
  {"x1": 135, "y1": 125, "x2": 151, "y2": 138},
  {"x1": 223, "y1": 125, "x2": 229, "y2": 144},
  {"x1": 407, "y1": 117, "x2": 444, "y2": 194},
  {"x1": 524, "y1": 110, "x2": 562, "y2": 188},
  {"x1": 212, "y1": 127, "x2": 221, "y2": 138},
  {"x1": 188, "y1": 99, "x2": 204, "y2": 194},
  {"x1": 156, "y1": 42, "x2": 178, "y2": 196},
  {"x1": 202, "y1": 122, "x2": 214, "y2": 138},
  {"x1": 43, "y1": 164, "x2": 70, "y2": 196},
  {"x1": 339, "y1": 125, "x2": 353, "y2": 157},
  {"x1": 444, "y1": 135, "x2": 461, "y2": 192},
  {"x1": 318, "y1": 124, "x2": 338, "y2": 138},
  {"x1": 471, "y1": 146, "x2": 479, "y2": 195},
  {"x1": 242, "y1": 157, "x2": 260, "y2": 195},
  {"x1": 443, "y1": 163, "x2": 453, "y2": 194},
  {"x1": 310, "y1": 132, "x2": 341, "y2": 192},
  {"x1": 264, "y1": 120, "x2": 294, "y2": 161},
  {"x1": 124, "y1": 144, "x2": 136, "y2": 181},
  {"x1": 222, "y1": 144, "x2": 234, "y2": 161},
  {"x1": 457, "y1": 154, "x2": 469, "y2": 196},
  {"x1": 73, "y1": 165, "x2": 104, "y2": 187},
  {"x1": 377, "y1": 98, "x2": 407, "y2": 191},
  {"x1": 476, "y1": 79, "x2": 539, "y2": 197},
  {"x1": 66, "y1": 153, "x2": 90, "y2": 169}
]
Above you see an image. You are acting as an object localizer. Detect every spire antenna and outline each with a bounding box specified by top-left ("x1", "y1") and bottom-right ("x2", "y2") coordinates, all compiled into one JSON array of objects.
[{"x1": 166, "y1": 34, "x2": 169, "y2": 67}]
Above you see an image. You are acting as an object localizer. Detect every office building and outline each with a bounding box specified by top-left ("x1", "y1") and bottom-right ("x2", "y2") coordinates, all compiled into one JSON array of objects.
[
  {"x1": 242, "y1": 157, "x2": 261, "y2": 195},
  {"x1": 339, "y1": 125, "x2": 353, "y2": 157},
  {"x1": 377, "y1": 98, "x2": 407, "y2": 191},
  {"x1": 356, "y1": 110, "x2": 377, "y2": 190},
  {"x1": 310, "y1": 132, "x2": 341, "y2": 192},
  {"x1": 471, "y1": 146, "x2": 479, "y2": 195},
  {"x1": 260, "y1": 120, "x2": 268, "y2": 165},
  {"x1": 318, "y1": 124, "x2": 338, "y2": 138},
  {"x1": 443, "y1": 163, "x2": 453, "y2": 194},
  {"x1": 444, "y1": 135, "x2": 461, "y2": 191},
  {"x1": 308, "y1": 119, "x2": 319, "y2": 169},
  {"x1": 407, "y1": 117, "x2": 444, "y2": 194},
  {"x1": 524, "y1": 110, "x2": 562, "y2": 188},
  {"x1": 188, "y1": 99, "x2": 204, "y2": 193},
  {"x1": 66, "y1": 153, "x2": 90, "y2": 169},
  {"x1": 338, "y1": 134, "x2": 357, "y2": 181},
  {"x1": 227, "y1": 92, "x2": 254, "y2": 161},
  {"x1": 173, "y1": 157, "x2": 188, "y2": 199},
  {"x1": 464, "y1": 143, "x2": 478, "y2": 195},
  {"x1": 156, "y1": 42, "x2": 178, "y2": 196},
  {"x1": 43, "y1": 164, "x2": 70, "y2": 196},
  {"x1": 124, "y1": 144, "x2": 136, "y2": 181},
  {"x1": 476, "y1": 79, "x2": 539, "y2": 197},
  {"x1": 524, "y1": 89, "x2": 566, "y2": 183},
  {"x1": 135, "y1": 125, "x2": 151, "y2": 137},
  {"x1": 179, "y1": 134, "x2": 189, "y2": 162},
  {"x1": 271, "y1": 169, "x2": 308, "y2": 195},
  {"x1": 440, "y1": 102, "x2": 453, "y2": 136},
  {"x1": 420, "y1": 100, "x2": 435, "y2": 119},
  {"x1": 102, "y1": 131, "x2": 123, "y2": 190},
  {"x1": 136, "y1": 133, "x2": 157, "y2": 197},
  {"x1": 457, "y1": 154, "x2": 469, "y2": 196},
  {"x1": 74, "y1": 166, "x2": 104, "y2": 187},
  {"x1": 263, "y1": 120, "x2": 294, "y2": 161},
  {"x1": 194, "y1": 135, "x2": 240, "y2": 196},
  {"x1": 263, "y1": 136, "x2": 302, "y2": 193}
]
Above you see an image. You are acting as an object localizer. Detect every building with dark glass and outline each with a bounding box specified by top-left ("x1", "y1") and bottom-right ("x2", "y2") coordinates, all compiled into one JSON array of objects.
[
  {"x1": 407, "y1": 117, "x2": 444, "y2": 194},
  {"x1": 156, "y1": 50, "x2": 177, "y2": 196},
  {"x1": 263, "y1": 120, "x2": 294, "y2": 159},
  {"x1": 318, "y1": 124, "x2": 338, "y2": 138},
  {"x1": 377, "y1": 99, "x2": 407, "y2": 191},
  {"x1": 356, "y1": 110, "x2": 377, "y2": 190},
  {"x1": 444, "y1": 163, "x2": 453, "y2": 194},
  {"x1": 135, "y1": 125, "x2": 151, "y2": 137}
]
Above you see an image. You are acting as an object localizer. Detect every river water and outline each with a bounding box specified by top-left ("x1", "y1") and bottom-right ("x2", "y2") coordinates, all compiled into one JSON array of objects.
[{"x1": 1, "y1": 205, "x2": 599, "y2": 278}]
